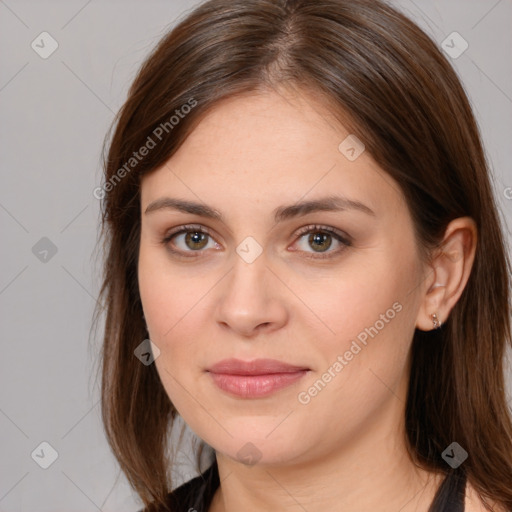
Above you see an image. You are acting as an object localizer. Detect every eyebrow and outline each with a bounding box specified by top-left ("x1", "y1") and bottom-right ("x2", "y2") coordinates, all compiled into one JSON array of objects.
[{"x1": 144, "y1": 195, "x2": 376, "y2": 222}]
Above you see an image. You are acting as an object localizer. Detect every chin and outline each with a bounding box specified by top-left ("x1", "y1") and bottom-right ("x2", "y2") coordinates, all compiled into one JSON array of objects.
[{"x1": 199, "y1": 426, "x2": 308, "y2": 467}]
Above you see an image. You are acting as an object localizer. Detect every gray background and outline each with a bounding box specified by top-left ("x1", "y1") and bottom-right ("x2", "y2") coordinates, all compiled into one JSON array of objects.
[{"x1": 1, "y1": 0, "x2": 511, "y2": 510}]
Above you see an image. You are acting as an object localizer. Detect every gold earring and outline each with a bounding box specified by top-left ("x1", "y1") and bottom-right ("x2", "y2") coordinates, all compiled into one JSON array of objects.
[{"x1": 431, "y1": 313, "x2": 441, "y2": 329}]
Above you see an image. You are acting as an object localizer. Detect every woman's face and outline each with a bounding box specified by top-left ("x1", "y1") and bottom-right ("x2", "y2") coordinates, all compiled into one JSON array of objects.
[{"x1": 138, "y1": 88, "x2": 429, "y2": 466}]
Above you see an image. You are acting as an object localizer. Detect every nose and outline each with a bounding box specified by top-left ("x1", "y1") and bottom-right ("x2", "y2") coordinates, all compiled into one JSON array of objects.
[{"x1": 214, "y1": 251, "x2": 289, "y2": 338}]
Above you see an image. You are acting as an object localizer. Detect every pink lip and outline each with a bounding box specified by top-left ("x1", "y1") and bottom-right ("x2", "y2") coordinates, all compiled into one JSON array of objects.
[{"x1": 206, "y1": 358, "x2": 310, "y2": 398}]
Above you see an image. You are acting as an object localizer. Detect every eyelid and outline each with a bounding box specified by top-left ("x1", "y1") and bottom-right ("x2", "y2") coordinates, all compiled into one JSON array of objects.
[
  {"x1": 294, "y1": 224, "x2": 352, "y2": 243},
  {"x1": 163, "y1": 223, "x2": 213, "y2": 240}
]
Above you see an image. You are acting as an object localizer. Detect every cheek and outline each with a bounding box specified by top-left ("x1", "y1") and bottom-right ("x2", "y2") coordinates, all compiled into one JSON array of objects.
[
  {"x1": 138, "y1": 259, "x2": 207, "y2": 413},
  {"x1": 304, "y1": 252, "x2": 411, "y2": 348},
  {"x1": 300, "y1": 249, "x2": 420, "y2": 397},
  {"x1": 138, "y1": 244, "x2": 202, "y2": 343},
  {"x1": 291, "y1": 300, "x2": 414, "y2": 451},
  {"x1": 138, "y1": 246, "x2": 219, "y2": 408}
]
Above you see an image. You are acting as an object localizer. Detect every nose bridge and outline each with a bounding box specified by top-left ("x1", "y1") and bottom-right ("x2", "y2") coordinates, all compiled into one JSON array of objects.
[
  {"x1": 226, "y1": 237, "x2": 270, "y2": 303},
  {"x1": 214, "y1": 236, "x2": 288, "y2": 335}
]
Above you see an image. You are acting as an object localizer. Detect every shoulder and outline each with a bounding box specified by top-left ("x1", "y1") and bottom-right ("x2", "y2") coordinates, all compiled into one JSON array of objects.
[{"x1": 464, "y1": 481, "x2": 508, "y2": 512}]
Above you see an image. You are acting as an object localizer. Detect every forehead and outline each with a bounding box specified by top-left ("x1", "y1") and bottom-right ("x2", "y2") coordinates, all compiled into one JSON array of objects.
[
  {"x1": 140, "y1": 89, "x2": 404, "y2": 218},
  {"x1": 167, "y1": 89, "x2": 348, "y2": 168}
]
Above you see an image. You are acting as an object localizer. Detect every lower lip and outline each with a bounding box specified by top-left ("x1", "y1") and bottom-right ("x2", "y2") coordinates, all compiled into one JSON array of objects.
[{"x1": 208, "y1": 371, "x2": 309, "y2": 398}]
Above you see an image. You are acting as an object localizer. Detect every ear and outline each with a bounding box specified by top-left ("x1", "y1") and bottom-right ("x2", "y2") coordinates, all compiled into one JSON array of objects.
[{"x1": 415, "y1": 217, "x2": 477, "y2": 332}]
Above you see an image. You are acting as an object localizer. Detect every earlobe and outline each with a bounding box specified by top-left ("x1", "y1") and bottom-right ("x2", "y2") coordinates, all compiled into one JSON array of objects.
[
  {"x1": 415, "y1": 217, "x2": 477, "y2": 333},
  {"x1": 430, "y1": 312, "x2": 442, "y2": 329},
  {"x1": 415, "y1": 269, "x2": 448, "y2": 332}
]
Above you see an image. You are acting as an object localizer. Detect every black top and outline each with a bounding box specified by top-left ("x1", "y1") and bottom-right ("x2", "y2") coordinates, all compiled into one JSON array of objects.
[{"x1": 140, "y1": 460, "x2": 466, "y2": 512}]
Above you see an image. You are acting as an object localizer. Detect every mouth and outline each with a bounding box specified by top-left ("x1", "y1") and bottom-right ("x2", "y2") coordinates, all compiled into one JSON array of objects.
[{"x1": 206, "y1": 358, "x2": 310, "y2": 398}]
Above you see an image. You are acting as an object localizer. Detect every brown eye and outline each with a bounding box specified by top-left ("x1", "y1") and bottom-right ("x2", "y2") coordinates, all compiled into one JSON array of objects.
[
  {"x1": 307, "y1": 232, "x2": 333, "y2": 252},
  {"x1": 184, "y1": 231, "x2": 209, "y2": 250},
  {"x1": 293, "y1": 225, "x2": 352, "y2": 260},
  {"x1": 161, "y1": 224, "x2": 218, "y2": 257}
]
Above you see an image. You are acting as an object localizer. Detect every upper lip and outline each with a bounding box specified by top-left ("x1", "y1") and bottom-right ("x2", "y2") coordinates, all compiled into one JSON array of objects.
[{"x1": 207, "y1": 358, "x2": 310, "y2": 375}]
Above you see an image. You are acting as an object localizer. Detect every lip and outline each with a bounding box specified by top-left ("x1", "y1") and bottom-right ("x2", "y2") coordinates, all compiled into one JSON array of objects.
[
  {"x1": 206, "y1": 358, "x2": 310, "y2": 398},
  {"x1": 207, "y1": 358, "x2": 309, "y2": 375}
]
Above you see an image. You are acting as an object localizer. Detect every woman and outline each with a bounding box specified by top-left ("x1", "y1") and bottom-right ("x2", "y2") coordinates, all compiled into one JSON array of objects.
[{"x1": 93, "y1": 0, "x2": 512, "y2": 510}]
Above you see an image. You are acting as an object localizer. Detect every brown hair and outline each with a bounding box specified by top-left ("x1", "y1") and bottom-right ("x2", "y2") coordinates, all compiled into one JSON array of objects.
[{"x1": 92, "y1": 0, "x2": 512, "y2": 509}]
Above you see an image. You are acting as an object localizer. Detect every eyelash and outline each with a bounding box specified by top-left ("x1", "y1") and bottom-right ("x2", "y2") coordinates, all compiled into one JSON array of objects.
[{"x1": 160, "y1": 223, "x2": 352, "y2": 260}]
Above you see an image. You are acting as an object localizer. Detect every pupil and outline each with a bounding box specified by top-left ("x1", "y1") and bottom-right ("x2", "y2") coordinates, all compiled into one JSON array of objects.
[
  {"x1": 186, "y1": 232, "x2": 207, "y2": 249},
  {"x1": 309, "y1": 232, "x2": 331, "y2": 252}
]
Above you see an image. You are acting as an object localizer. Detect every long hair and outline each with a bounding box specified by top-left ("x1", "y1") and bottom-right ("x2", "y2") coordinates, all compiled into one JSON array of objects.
[{"x1": 92, "y1": 0, "x2": 512, "y2": 509}]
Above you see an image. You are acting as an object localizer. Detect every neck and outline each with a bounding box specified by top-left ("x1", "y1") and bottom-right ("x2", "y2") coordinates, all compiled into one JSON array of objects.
[{"x1": 210, "y1": 445, "x2": 443, "y2": 512}]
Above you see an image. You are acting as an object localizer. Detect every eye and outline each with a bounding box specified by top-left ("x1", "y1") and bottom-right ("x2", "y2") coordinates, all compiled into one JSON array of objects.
[
  {"x1": 161, "y1": 224, "x2": 220, "y2": 257},
  {"x1": 161, "y1": 223, "x2": 352, "y2": 260},
  {"x1": 291, "y1": 224, "x2": 352, "y2": 260}
]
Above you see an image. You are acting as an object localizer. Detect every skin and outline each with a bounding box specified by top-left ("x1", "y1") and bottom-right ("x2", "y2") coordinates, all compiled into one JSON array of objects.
[{"x1": 137, "y1": 87, "x2": 483, "y2": 511}]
